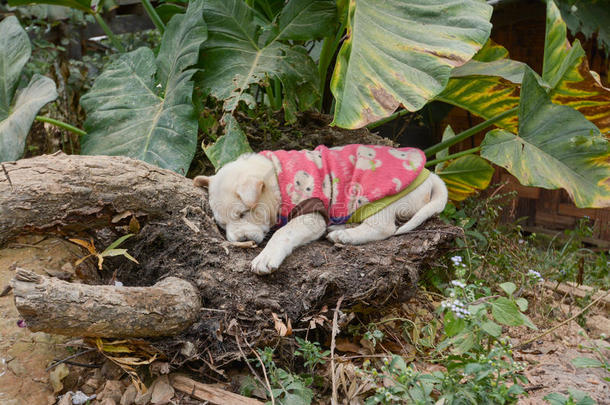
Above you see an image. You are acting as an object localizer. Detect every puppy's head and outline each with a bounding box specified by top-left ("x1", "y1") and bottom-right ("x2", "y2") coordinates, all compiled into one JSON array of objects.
[{"x1": 194, "y1": 154, "x2": 279, "y2": 244}]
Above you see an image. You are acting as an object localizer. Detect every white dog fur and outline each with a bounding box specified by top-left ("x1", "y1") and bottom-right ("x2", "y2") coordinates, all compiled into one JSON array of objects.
[{"x1": 194, "y1": 150, "x2": 448, "y2": 275}]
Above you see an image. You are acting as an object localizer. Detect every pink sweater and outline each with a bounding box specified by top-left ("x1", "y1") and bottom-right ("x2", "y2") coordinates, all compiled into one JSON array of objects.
[{"x1": 260, "y1": 145, "x2": 426, "y2": 225}]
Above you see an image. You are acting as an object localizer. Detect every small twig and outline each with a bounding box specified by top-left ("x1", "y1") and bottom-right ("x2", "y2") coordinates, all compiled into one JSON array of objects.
[
  {"x1": 524, "y1": 384, "x2": 545, "y2": 392},
  {"x1": 245, "y1": 334, "x2": 275, "y2": 405},
  {"x1": 58, "y1": 360, "x2": 102, "y2": 368},
  {"x1": 234, "y1": 334, "x2": 265, "y2": 388},
  {"x1": 470, "y1": 294, "x2": 500, "y2": 306},
  {"x1": 330, "y1": 296, "x2": 344, "y2": 405},
  {"x1": 46, "y1": 348, "x2": 97, "y2": 371},
  {"x1": 516, "y1": 290, "x2": 610, "y2": 349},
  {"x1": 1, "y1": 163, "x2": 13, "y2": 190},
  {"x1": 235, "y1": 332, "x2": 275, "y2": 405},
  {"x1": 335, "y1": 354, "x2": 393, "y2": 361}
]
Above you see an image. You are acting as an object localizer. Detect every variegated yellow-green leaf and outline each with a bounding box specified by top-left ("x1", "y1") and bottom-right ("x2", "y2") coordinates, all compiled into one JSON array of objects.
[
  {"x1": 435, "y1": 40, "x2": 524, "y2": 133},
  {"x1": 435, "y1": 125, "x2": 456, "y2": 161},
  {"x1": 330, "y1": 0, "x2": 493, "y2": 129},
  {"x1": 204, "y1": 115, "x2": 253, "y2": 171},
  {"x1": 436, "y1": 155, "x2": 494, "y2": 202},
  {"x1": 439, "y1": 3, "x2": 610, "y2": 137},
  {"x1": 544, "y1": 0, "x2": 610, "y2": 135},
  {"x1": 481, "y1": 69, "x2": 610, "y2": 208}
]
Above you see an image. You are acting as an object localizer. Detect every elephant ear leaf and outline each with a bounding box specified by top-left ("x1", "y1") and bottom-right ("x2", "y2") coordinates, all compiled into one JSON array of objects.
[
  {"x1": 80, "y1": 0, "x2": 207, "y2": 174},
  {"x1": 204, "y1": 115, "x2": 253, "y2": 171},
  {"x1": 330, "y1": 0, "x2": 493, "y2": 129},
  {"x1": 543, "y1": 0, "x2": 610, "y2": 135},
  {"x1": 0, "y1": 16, "x2": 58, "y2": 162},
  {"x1": 436, "y1": 155, "x2": 494, "y2": 202},
  {"x1": 198, "y1": 0, "x2": 323, "y2": 123},
  {"x1": 481, "y1": 68, "x2": 610, "y2": 208}
]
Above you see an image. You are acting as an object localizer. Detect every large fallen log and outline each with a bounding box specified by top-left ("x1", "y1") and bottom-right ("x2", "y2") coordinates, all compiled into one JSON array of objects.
[
  {"x1": 1, "y1": 153, "x2": 461, "y2": 363},
  {"x1": 10, "y1": 269, "x2": 201, "y2": 337}
]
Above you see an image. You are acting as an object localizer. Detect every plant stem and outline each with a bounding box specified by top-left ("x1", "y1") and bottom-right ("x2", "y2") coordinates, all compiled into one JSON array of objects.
[
  {"x1": 425, "y1": 146, "x2": 481, "y2": 167},
  {"x1": 93, "y1": 12, "x2": 125, "y2": 52},
  {"x1": 140, "y1": 0, "x2": 165, "y2": 35},
  {"x1": 367, "y1": 109, "x2": 410, "y2": 130},
  {"x1": 317, "y1": 19, "x2": 347, "y2": 111},
  {"x1": 423, "y1": 107, "x2": 518, "y2": 157},
  {"x1": 273, "y1": 78, "x2": 282, "y2": 110},
  {"x1": 317, "y1": 36, "x2": 335, "y2": 111},
  {"x1": 35, "y1": 116, "x2": 87, "y2": 136},
  {"x1": 265, "y1": 86, "x2": 277, "y2": 110}
]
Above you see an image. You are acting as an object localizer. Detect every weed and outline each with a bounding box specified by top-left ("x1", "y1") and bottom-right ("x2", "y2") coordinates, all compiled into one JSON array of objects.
[
  {"x1": 543, "y1": 389, "x2": 596, "y2": 405},
  {"x1": 247, "y1": 345, "x2": 316, "y2": 405}
]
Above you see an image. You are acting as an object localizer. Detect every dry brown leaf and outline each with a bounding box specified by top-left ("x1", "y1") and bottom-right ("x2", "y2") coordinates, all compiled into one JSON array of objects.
[
  {"x1": 272, "y1": 312, "x2": 292, "y2": 336},
  {"x1": 335, "y1": 338, "x2": 364, "y2": 354}
]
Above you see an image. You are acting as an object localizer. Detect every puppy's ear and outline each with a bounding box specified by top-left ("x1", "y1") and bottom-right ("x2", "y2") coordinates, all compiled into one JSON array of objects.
[
  {"x1": 237, "y1": 177, "x2": 264, "y2": 208},
  {"x1": 193, "y1": 175, "x2": 212, "y2": 188}
]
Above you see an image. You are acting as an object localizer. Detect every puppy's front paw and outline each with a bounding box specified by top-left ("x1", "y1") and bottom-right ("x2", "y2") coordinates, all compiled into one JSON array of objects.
[
  {"x1": 251, "y1": 247, "x2": 286, "y2": 275},
  {"x1": 326, "y1": 229, "x2": 351, "y2": 244}
]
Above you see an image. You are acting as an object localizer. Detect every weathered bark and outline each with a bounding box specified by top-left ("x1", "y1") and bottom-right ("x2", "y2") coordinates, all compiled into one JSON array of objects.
[
  {"x1": 2, "y1": 153, "x2": 461, "y2": 363},
  {"x1": 170, "y1": 374, "x2": 265, "y2": 405},
  {"x1": 11, "y1": 269, "x2": 201, "y2": 337},
  {"x1": 0, "y1": 152, "x2": 203, "y2": 246}
]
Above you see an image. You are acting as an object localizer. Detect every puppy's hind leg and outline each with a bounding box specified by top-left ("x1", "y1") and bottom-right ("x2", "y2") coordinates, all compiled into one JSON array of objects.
[
  {"x1": 394, "y1": 173, "x2": 448, "y2": 235},
  {"x1": 326, "y1": 213, "x2": 396, "y2": 245}
]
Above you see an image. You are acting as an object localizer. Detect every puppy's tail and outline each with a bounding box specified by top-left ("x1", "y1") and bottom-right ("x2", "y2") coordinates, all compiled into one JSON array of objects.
[{"x1": 394, "y1": 173, "x2": 448, "y2": 236}]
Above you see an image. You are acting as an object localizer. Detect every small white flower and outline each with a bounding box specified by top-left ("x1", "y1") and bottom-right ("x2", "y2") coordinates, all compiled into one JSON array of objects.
[
  {"x1": 451, "y1": 255, "x2": 463, "y2": 266},
  {"x1": 451, "y1": 280, "x2": 466, "y2": 288},
  {"x1": 527, "y1": 269, "x2": 544, "y2": 283}
]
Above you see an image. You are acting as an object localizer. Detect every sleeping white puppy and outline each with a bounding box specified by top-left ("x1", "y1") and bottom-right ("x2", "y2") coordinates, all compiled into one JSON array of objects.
[{"x1": 194, "y1": 144, "x2": 448, "y2": 275}]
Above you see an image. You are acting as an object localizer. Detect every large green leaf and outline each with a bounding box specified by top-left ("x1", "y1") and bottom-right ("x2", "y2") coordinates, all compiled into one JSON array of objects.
[
  {"x1": 204, "y1": 115, "x2": 253, "y2": 171},
  {"x1": 481, "y1": 69, "x2": 610, "y2": 208},
  {"x1": 0, "y1": 16, "x2": 31, "y2": 117},
  {"x1": 438, "y1": 2, "x2": 610, "y2": 136},
  {"x1": 8, "y1": 0, "x2": 92, "y2": 13},
  {"x1": 330, "y1": 0, "x2": 493, "y2": 129},
  {"x1": 198, "y1": 0, "x2": 329, "y2": 122},
  {"x1": 0, "y1": 17, "x2": 58, "y2": 162},
  {"x1": 80, "y1": 0, "x2": 207, "y2": 174},
  {"x1": 276, "y1": 0, "x2": 337, "y2": 41},
  {"x1": 556, "y1": 0, "x2": 610, "y2": 54},
  {"x1": 544, "y1": 0, "x2": 610, "y2": 135},
  {"x1": 436, "y1": 155, "x2": 494, "y2": 202},
  {"x1": 435, "y1": 41, "x2": 525, "y2": 133}
]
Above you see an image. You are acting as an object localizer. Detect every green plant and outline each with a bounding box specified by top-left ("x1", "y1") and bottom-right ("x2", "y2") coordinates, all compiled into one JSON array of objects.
[
  {"x1": 362, "y1": 347, "x2": 527, "y2": 404},
  {"x1": 294, "y1": 336, "x2": 330, "y2": 376},
  {"x1": 79, "y1": 0, "x2": 207, "y2": 174},
  {"x1": 70, "y1": 234, "x2": 138, "y2": 271},
  {"x1": 544, "y1": 389, "x2": 596, "y2": 405},
  {"x1": 250, "y1": 346, "x2": 314, "y2": 405},
  {"x1": 6, "y1": 0, "x2": 609, "y2": 212},
  {"x1": 436, "y1": 279, "x2": 536, "y2": 357},
  {"x1": 0, "y1": 16, "x2": 58, "y2": 162},
  {"x1": 572, "y1": 342, "x2": 610, "y2": 382}
]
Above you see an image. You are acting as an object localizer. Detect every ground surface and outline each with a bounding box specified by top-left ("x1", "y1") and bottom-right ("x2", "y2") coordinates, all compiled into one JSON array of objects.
[{"x1": 1, "y1": 237, "x2": 608, "y2": 404}]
